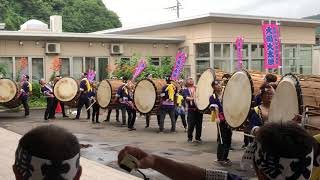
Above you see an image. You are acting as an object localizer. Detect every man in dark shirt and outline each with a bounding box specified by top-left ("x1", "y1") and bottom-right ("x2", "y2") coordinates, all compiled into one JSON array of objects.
[
  {"x1": 39, "y1": 79, "x2": 54, "y2": 120},
  {"x1": 118, "y1": 80, "x2": 136, "y2": 131},
  {"x1": 75, "y1": 73, "x2": 91, "y2": 120},
  {"x1": 116, "y1": 77, "x2": 129, "y2": 126},
  {"x1": 183, "y1": 77, "x2": 203, "y2": 142},
  {"x1": 210, "y1": 80, "x2": 232, "y2": 166},
  {"x1": 51, "y1": 76, "x2": 68, "y2": 119},
  {"x1": 159, "y1": 76, "x2": 177, "y2": 133},
  {"x1": 20, "y1": 74, "x2": 31, "y2": 117}
]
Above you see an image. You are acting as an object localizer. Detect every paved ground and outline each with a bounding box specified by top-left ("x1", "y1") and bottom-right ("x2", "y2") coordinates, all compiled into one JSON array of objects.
[{"x1": 0, "y1": 108, "x2": 257, "y2": 180}]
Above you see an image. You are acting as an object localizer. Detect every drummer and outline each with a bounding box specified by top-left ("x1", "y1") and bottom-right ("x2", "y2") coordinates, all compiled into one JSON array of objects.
[
  {"x1": 39, "y1": 79, "x2": 54, "y2": 120},
  {"x1": 89, "y1": 82, "x2": 100, "y2": 124},
  {"x1": 183, "y1": 77, "x2": 203, "y2": 142},
  {"x1": 75, "y1": 73, "x2": 91, "y2": 120},
  {"x1": 118, "y1": 79, "x2": 136, "y2": 131},
  {"x1": 254, "y1": 73, "x2": 277, "y2": 106},
  {"x1": 116, "y1": 77, "x2": 129, "y2": 126},
  {"x1": 247, "y1": 83, "x2": 275, "y2": 137},
  {"x1": 20, "y1": 74, "x2": 32, "y2": 117},
  {"x1": 145, "y1": 73, "x2": 161, "y2": 128},
  {"x1": 105, "y1": 76, "x2": 120, "y2": 123},
  {"x1": 52, "y1": 75, "x2": 68, "y2": 119},
  {"x1": 159, "y1": 76, "x2": 177, "y2": 133},
  {"x1": 210, "y1": 80, "x2": 232, "y2": 166}
]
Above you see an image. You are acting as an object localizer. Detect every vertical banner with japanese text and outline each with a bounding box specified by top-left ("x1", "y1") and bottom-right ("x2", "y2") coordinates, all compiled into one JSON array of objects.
[
  {"x1": 171, "y1": 51, "x2": 187, "y2": 81},
  {"x1": 262, "y1": 23, "x2": 281, "y2": 69},
  {"x1": 131, "y1": 59, "x2": 147, "y2": 81},
  {"x1": 236, "y1": 37, "x2": 244, "y2": 70}
]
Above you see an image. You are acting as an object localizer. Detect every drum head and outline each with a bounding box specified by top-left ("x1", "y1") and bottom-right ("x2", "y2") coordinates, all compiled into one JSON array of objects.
[
  {"x1": 0, "y1": 79, "x2": 17, "y2": 103},
  {"x1": 54, "y1": 77, "x2": 78, "y2": 102},
  {"x1": 269, "y1": 76, "x2": 299, "y2": 123},
  {"x1": 195, "y1": 69, "x2": 215, "y2": 111},
  {"x1": 223, "y1": 71, "x2": 252, "y2": 128},
  {"x1": 134, "y1": 79, "x2": 156, "y2": 114},
  {"x1": 96, "y1": 80, "x2": 112, "y2": 108}
]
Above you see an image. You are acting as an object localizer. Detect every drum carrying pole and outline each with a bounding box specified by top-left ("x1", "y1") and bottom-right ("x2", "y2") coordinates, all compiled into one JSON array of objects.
[{"x1": 86, "y1": 99, "x2": 97, "y2": 111}]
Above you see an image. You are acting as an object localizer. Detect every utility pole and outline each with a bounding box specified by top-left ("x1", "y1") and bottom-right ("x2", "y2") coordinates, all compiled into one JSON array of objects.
[{"x1": 165, "y1": 0, "x2": 182, "y2": 18}]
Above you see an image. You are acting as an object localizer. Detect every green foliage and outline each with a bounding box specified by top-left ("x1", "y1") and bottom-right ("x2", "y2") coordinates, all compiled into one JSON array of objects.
[
  {"x1": 0, "y1": 63, "x2": 7, "y2": 78},
  {"x1": 30, "y1": 82, "x2": 46, "y2": 108},
  {"x1": 112, "y1": 55, "x2": 176, "y2": 81},
  {"x1": 0, "y1": 0, "x2": 121, "y2": 33}
]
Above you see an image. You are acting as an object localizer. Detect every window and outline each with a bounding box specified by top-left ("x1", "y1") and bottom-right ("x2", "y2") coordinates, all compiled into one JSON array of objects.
[
  {"x1": 183, "y1": 65, "x2": 191, "y2": 79},
  {"x1": 85, "y1": 57, "x2": 95, "y2": 73},
  {"x1": 196, "y1": 43, "x2": 210, "y2": 58},
  {"x1": 98, "y1": 58, "x2": 108, "y2": 81},
  {"x1": 196, "y1": 60, "x2": 210, "y2": 75},
  {"x1": 222, "y1": 44, "x2": 230, "y2": 58},
  {"x1": 0, "y1": 57, "x2": 13, "y2": 79},
  {"x1": 251, "y1": 44, "x2": 264, "y2": 72},
  {"x1": 15, "y1": 57, "x2": 29, "y2": 81},
  {"x1": 214, "y1": 44, "x2": 221, "y2": 58},
  {"x1": 298, "y1": 45, "x2": 312, "y2": 74},
  {"x1": 32, "y1": 58, "x2": 43, "y2": 82},
  {"x1": 214, "y1": 60, "x2": 230, "y2": 72},
  {"x1": 283, "y1": 45, "x2": 298, "y2": 74},
  {"x1": 59, "y1": 58, "x2": 70, "y2": 77},
  {"x1": 73, "y1": 57, "x2": 83, "y2": 79},
  {"x1": 151, "y1": 57, "x2": 160, "y2": 66}
]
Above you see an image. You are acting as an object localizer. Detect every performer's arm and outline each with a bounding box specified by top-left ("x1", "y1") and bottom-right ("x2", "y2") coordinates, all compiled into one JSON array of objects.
[{"x1": 118, "y1": 146, "x2": 206, "y2": 180}]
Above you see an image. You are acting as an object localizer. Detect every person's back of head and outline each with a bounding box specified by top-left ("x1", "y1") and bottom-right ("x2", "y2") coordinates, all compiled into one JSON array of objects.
[
  {"x1": 265, "y1": 73, "x2": 277, "y2": 83},
  {"x1": 13, "y1": 125, "x2": 82, "y2": 180},
  {"x1": 242, "y1": 122, "x2": 317, "y2": 180}
]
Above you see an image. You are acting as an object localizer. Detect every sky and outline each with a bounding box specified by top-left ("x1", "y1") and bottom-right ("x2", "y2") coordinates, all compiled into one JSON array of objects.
[{"x1": 102, "y1": 0, "x2": 320, "y2": 27}]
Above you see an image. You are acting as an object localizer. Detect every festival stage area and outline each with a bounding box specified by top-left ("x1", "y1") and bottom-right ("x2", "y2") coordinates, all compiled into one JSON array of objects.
[{"x1": 0, "y1": 109, "x2": 256, "y2": 179}]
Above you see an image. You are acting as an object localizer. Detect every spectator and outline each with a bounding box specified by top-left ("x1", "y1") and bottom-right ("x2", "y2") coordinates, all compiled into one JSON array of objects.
[
  {"x1": 13, "y1": 125, "x2": 82, "y2": 180},
  {"x1": 118, "y1": 122, "x2": 317, "y2": 180}
]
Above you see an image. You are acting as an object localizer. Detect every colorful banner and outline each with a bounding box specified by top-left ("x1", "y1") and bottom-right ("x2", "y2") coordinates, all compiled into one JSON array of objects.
[
  {"x1": 131, "y1": 59, "x2": 147, "y2": 81},
  {"x1": 235, "y1": 37, "x2": 244, "y2": 70},
  {"x1": 262, "y1": 23, "x2": 281, "y2": 69},
  {"x1": 171, "y1": 51, "x2": 187, "y2": 81}
]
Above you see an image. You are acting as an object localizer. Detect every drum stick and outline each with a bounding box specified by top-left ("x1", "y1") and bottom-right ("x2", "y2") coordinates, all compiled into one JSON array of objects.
[
  {"x1": 304, "y1": 124, "x2": 320, "y2": 131},
  {"x1": 233, "y1": 131, "x2": 256, "y2": 138},
  {"x1": 86, "y1": 99, "x2": 97, "y2": 111},
  {"x1": 215, "y1": 107, "x2": 223, "y2": 145}
]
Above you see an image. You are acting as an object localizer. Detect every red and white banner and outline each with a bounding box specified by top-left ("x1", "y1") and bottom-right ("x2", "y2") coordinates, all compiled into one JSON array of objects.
[
  {"x1": 262, "y1": 23, "x2": 281, "y2": 69},
  {"x1": 131, "y1": 59, "x2": 147, "y2": 81},
  {"x1": 235, "y1": 37, "x2": 244, "y2": 70},
  {"x1": 171, "y1": 51, "x2": 187, "y2": 81}
]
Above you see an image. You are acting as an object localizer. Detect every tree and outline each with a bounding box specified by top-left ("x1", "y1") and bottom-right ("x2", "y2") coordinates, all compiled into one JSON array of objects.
[{"x1": 0, "y1": 0, "x2": 121, "y2": 33}]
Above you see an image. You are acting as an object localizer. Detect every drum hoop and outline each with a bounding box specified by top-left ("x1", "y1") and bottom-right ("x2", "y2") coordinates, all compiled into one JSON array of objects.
[
  {"x1": 222, "y1": 69, "x2": 254, "y2": 129},
  {"x1": 96, "y1": 80, "x2": 112, "y2": 109},
  {"x1": 133, "y1": 79, "x2": 157, "y2": 114},
  {"x1": 281, "y1": 73, "x2": 303, "y2": 114},
  {"x1": 0, "y1": 78, "x2": 19, "y2": 104},
  {"x1": 196, "y1": 68, "x2": 216, "y2": 112},
  {"x1": 53, "y1": 77, "x2": 79, "y2": 102}
]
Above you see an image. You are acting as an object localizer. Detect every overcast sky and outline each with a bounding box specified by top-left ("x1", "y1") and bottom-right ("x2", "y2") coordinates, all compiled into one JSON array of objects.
[{"x1": 102, "y1": 0, "x2": 320, "y2": 27}]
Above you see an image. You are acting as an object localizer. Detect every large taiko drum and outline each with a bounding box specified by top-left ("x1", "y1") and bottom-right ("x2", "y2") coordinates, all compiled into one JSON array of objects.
[
  {"x1": 96, "y1": 80, "x2": 123, "y2": 109},
  {"x1": 269, "y1": 74, "x2": 320, "y2": 121},
  {"x1": 53, "y1": 77, "x2": 79, "y2": 107},
  {"x1": 0, "y1": 78, "x2": 22, "y2": 108},
  {"x1": 223, "y1": 70, "x2": 253, "y2": 129},
  {"x1": 195, "y1": 69, "x2": 215, "y2": 113},
  {"x1": 133, "y1": 79, "x2": 167, "y2": 114}
]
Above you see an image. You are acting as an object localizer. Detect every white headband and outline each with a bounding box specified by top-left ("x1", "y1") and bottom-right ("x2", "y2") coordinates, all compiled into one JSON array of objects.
[
  {"x1": 15, "y1": 146, "x2": 80, "y2": 180},
  {"x1": 241, "y1": 142, "x2": 313, "y2": 180}
]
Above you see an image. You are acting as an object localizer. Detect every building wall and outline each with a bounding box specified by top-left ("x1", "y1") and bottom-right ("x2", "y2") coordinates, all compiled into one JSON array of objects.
[
  {"x1": 131, "y1": 22, "x2": 316, "y2": 78},
  {"x1": 0, "y1": 40, "x2": 178, "y2": 81},
  {"x1": 313, "y1": 46, "x2": 320, "y2": 75}
]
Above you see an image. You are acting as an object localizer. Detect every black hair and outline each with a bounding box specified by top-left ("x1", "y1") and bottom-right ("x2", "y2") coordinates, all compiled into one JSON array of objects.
[
  {"x1": 211, "y1": 80, "x2": 220, "y2": 87},
  {"x1": 222, "y1": 73, "x2": 232, "y2": 79},
  {"x1": 17, "y1": 125, "x2": 80, "y2": 160},
  {"x1": 256, "y1": 122, "x2": 317, "y2": 159},
  {"x1": 24, "y1": 75, "x2": 29, "y2": 80},
  {"x1": 165, "y1": 76, "x2": 171, "y2": 84},
  {"x1": 122, "y1": 76, "x2": 129, "y2": 83},
  {"x1": 265, "y1": 73, "x2": 277, "y2": 83},
  {"x1": 259, "y1": 82, "x2": 273, "y2": 97}
]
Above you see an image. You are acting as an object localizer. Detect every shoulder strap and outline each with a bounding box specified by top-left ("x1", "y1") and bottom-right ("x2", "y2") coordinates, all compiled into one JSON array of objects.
[{"x1": 254, "y1": 106, "x2": 260, "y2": 114}]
